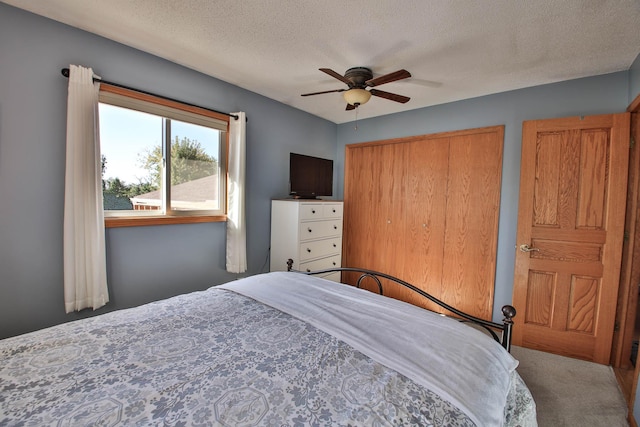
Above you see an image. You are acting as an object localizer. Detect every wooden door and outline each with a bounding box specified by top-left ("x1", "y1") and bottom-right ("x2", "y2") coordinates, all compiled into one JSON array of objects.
[{"x1": 512, "y1": 113, "x2": 630, "y2": 364}]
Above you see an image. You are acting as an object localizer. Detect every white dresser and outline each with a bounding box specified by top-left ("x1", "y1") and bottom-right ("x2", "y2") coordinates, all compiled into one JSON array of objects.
[{"x1": 270, "y1": 200, "x2": 343, "y2": 281}]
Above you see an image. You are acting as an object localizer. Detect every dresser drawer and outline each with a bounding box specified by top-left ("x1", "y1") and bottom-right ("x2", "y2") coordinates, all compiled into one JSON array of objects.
[
  {"x1": 299, "y1": 254, "x2": 341, "y2": 272},
  {"x1": 299, "y1": 237, "x2": 342, "y2": 261},
  {"x1": 299, "y1": 204, "x2": 325, "y2": 220},
  {"x1": 323, "y1": 204, "x2": 343, "y2": 218},
  {"x1": 299, "y1": 219, "x2": 342, "y2": 240}
]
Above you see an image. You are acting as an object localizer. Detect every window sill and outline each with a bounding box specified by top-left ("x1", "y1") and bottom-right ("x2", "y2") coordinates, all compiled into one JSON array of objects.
[{"x1": 105, "y1": 215, "x2": 227, "y2": 228}]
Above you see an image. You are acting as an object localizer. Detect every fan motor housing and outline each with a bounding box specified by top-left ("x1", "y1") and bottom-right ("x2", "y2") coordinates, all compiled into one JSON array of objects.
[{"x1": 344, "y1": 67, "x2": 373, "y2": 88}]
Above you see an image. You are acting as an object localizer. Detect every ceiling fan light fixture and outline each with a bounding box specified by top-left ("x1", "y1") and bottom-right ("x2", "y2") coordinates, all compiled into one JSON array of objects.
[{"x1": 343, "y1": 88, "x2": 371, "y2": 106}]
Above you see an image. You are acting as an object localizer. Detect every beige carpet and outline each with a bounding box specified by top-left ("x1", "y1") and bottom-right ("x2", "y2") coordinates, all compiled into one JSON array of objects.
[{"x1": 511, "y1": 346, "x2": 629, "y2": 427}]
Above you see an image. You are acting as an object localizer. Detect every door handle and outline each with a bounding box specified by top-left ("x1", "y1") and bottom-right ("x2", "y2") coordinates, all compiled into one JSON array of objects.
[{"x1": 519, "y1": 244, "x2": 540, "y2": 253}]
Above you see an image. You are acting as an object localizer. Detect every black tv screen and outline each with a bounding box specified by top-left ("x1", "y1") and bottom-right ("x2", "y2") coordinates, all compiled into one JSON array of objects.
[{"x1": 289, "y1": 153, "x2": 333, "y2": 198}]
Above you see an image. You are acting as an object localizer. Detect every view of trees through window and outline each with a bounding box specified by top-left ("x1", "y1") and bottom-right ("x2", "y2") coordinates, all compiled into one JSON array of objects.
[{"x1": 99, "y1": 103, "x2": 221, "y2": 213}]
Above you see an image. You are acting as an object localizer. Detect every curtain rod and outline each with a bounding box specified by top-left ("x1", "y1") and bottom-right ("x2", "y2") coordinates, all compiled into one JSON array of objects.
[{"x1": 61, "y1": 68, "x2": 239, "y2": 121}]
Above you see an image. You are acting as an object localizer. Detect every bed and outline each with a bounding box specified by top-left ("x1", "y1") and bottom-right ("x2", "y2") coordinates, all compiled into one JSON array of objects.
[{"x1": 0, "y1": 269, "x2": 536, "y2": 426}]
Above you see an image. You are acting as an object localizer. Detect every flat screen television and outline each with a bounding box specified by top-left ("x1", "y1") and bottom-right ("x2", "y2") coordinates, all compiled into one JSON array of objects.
[{"x1": 289, "y1": 153, "x2": 333, "y2": 199}]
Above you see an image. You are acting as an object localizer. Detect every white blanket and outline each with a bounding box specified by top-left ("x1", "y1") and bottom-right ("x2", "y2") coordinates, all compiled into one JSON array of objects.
[{"x1": 221, "y1": 271, "x2": 519, "y2": 427}]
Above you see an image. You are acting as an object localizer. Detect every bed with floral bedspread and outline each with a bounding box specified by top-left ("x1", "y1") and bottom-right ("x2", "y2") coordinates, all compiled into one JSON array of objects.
[{"x1": 0, "y1": 272, "x2": 536, "y2": 426}]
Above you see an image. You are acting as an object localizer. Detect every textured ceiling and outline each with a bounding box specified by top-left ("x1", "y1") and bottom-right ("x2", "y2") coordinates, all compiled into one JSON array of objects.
[{"x1": 4, "y1": 0, "x2": 640, "y2": 124}]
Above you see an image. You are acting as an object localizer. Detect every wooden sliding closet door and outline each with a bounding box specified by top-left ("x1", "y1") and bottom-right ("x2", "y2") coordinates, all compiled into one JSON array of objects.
[
  {"x1": 400, "y1": 138, "x2": 449, "y2": 310},
  {"x1": 343, "y1": 143, "x2": 408, "y2": 276},
  {"x1": 440, "y1": 132, "x2": 503, "y2": 317},
  {"x1": 343, "y1": 126, "x2": 504, "y2": 319}
]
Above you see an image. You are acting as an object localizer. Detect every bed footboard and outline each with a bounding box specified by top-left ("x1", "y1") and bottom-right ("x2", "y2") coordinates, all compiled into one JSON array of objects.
[{"x1": 286, "y1": 259, "x2": 516, "y2": 351}]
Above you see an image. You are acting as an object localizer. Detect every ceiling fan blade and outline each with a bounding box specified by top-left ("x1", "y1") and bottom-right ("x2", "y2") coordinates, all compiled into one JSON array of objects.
[
  {"x1": 319, "y1": 68, "x2": 351, "y2": 85},
  {"x1": 370, "y1": 89, "x2": 410, "y2": 104},
  {"x1": 301, "y1": 88, "x2": 346, "y2": 97},
  {"x1": 346, "y1": 103, "x2": 356, "y2": 111},
  {"x1": 366, "y1": 69, "x2": 411, "y2": 87}
]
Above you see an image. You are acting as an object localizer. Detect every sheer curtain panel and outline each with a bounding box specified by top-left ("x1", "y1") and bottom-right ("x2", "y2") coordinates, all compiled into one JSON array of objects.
[
  {"x1": 63, "y1": 65, "x2": 109, "y2": 313},
  {"x1": 226, "y1": 112, "x2": 247, "y2": 273}
]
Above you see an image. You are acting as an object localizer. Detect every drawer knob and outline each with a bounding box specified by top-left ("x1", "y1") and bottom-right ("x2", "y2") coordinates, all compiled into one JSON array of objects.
[
  {"x1": 332, "y1": 209, "x2": 336, "y2": 213},
  {"x1": 333, "y1": 243, "x2": 337, "y2": 248},
  {"x1": 308, "y1": 228, "x2": 313, "y2": 233},
  {"x1": 306, "y1": 269, "x2": 311, "y2": 272},
  {"x1": 306, "y1": 248, "x2": 311, "y2": 253},
  {"x1": 332, "y1": 262, "x2": 336, "y2": 266},
  {"x1": 333, "y1": 225, "x2": 337, "y2": 230},
  {"x1": 312, "y1": 209, "x2": 316, "y2": 214}
]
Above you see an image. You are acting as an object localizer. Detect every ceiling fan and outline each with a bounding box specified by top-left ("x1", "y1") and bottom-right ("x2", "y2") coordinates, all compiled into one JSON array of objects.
[{"x1": 301, "y1": 67, "x2": 411, "y2": 110}]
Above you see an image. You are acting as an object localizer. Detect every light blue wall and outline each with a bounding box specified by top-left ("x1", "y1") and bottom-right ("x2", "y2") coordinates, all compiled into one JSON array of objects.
[
  {"x1": 0, "y1": 3, "x2": 336, "y2": 339},
  {"x1": 630, "y1": 52, "x2": 640, "y2": 105},
  {"x1": 336, "y1": 72, "x2": 630, "y2": 323}
]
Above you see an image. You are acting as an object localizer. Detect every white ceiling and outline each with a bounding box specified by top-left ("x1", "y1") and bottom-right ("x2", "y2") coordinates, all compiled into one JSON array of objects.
[{"x1": 4, "y1": 0, "x2": 640, "y2": 124}]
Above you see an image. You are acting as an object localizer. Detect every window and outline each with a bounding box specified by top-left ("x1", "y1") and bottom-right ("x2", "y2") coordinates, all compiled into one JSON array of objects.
[{"x1": 98, "y1": 85, "x2": 229, "y2": 227}]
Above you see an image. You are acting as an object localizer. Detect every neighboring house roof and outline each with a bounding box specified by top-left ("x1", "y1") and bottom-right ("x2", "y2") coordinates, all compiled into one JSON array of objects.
[{"x1": 131, "y1": 174, "x2": 219, "y2": 208}]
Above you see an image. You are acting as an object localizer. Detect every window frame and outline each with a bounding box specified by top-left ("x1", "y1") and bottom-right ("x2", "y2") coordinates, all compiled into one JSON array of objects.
[{"x1": 98, "y1": 84, "x2": 229, "y2": 228}]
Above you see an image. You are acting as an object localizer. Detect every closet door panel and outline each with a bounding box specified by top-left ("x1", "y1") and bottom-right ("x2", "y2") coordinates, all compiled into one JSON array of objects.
[
  {"x1": 440, "y1": 131, "x2": 503, "y2": 319},
  {"x1": 378, "y1": 143, "x2": 408, "y2": 278},
  {"x1": 343, "y1": 145, "x2": 378, "y2": 271},
  {"x1": 344, "y1": 143, "x2": 407, "y2": 293},
  {"x1": 343, "y1": 144, "x2": 406, "y2": 275},
  {"x1": 400, "y1": 138, "x2": 449, "y2": 311}
]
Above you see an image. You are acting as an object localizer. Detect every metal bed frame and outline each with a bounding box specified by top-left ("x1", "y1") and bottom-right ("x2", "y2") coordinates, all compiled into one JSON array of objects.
[{"x1": 286, "y1": 259, "x2": 516, "y2": 352}]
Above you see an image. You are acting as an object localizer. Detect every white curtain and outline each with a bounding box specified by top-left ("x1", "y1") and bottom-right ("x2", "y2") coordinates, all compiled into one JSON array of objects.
[
  {"x1": 226, "y1": 112, "x2": 247, "y2": 273},
  {"x1": 63, "y1": 65, "x2": 109, "y2": 313}
]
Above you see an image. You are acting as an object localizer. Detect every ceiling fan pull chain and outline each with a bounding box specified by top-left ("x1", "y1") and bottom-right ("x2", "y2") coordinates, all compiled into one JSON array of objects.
[{"x1": 354, "y1": 105, "x2": 359, "y2": 130}]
